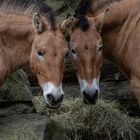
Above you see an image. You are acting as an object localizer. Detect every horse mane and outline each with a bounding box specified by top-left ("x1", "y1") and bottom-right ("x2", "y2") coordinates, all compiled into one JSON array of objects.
[
  {"x1": 0, "y1": 0, "x2": 56, "y2": 30},
  {"x1": 74, "y1": 0, "x2": 121, "y2": 31},
  {"x1": 74, "y1": 0, "x2": 92, "y2": 31}
]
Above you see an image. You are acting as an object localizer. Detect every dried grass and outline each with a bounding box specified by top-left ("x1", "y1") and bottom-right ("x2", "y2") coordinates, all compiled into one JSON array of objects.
[{"x1": 32, "y1": 96, "x2": 140, "y2": 140}]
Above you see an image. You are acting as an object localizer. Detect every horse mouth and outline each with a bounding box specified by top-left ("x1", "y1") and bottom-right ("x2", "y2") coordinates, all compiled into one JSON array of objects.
[
  {"x1": 83, "y1": 98, "x2": 98, "y2": 105},
  {"x1": 46, "y1": 103, "x2": 61, "y2": 109}
]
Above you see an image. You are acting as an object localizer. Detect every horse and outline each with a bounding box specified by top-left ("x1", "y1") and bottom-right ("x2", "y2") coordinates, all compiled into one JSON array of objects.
[
  {"x1": 62, "y1": 0, "x2": 140, "y2": 105},
  {"x1": 0, "y1": 0, "x2": 69, "y2": 109}
]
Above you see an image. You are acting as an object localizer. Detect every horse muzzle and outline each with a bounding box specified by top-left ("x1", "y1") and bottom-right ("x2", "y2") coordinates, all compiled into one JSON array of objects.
[
  {"x1": 41, "y1": 82, "x2": 64, "y2": 109},
  {"x1": 82, "y1": 89, "x2": 99, "y2": 104},
  {"x1": 46, "y1": 93, "x2": 64, "y2": 109}
]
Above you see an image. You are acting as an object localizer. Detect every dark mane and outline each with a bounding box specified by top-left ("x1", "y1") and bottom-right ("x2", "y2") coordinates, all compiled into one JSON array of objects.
[
  {"x1": 74, "y1": 0, "x2": 92, "y2": 16},
  {"x1": 0, "y1": 0, "x2": 56, "y2": 30},
  {"x1": 74, "y1": 0, "x2": 121, "y2": 31},
  {"x1": 74, "y1": 0, "x2": 92, "y2": 31}
]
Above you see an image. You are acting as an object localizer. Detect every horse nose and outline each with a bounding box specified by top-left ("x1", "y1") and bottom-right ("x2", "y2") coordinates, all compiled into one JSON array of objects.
[
  {"x1": 58, "y1": 94, "x2": 64, "y2": 102},
  {"x1": 83, "y1": 90, "x2": 98, "y2": 104},
  {"x1": 46, "y1": 94, "x2": 64, "y2": 105}
]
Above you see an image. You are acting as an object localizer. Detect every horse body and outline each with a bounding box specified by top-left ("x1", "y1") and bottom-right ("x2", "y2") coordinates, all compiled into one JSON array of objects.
[
  {"x1": 0, "y1": 0, "x2": 68, "y2": 109},
  {"x1": 101, "y1": 0, "x2": 140, "y2": 102},
  {"x1": 63, "y1": 0, "x2": 140, "y2": 104},
  {"x1": 0, "y1": 12, "x2": 34, "y2": 85}
]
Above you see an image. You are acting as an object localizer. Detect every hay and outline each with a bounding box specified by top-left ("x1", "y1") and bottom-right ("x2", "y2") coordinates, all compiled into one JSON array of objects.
[{"x1": 33, "y1": 97, "x2": 140, "y2": 140}]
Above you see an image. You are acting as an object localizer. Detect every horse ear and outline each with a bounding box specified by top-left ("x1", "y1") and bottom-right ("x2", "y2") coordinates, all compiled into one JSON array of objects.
[
  {"x1": 94, "y1": 9, "x2": 109, "y2": 33},
  {"x1": 59, "y1": 17, "x2": 79, "y2": 35},
  {"x1": 33, "y1": 13, "x2": 43, "y2": 33}
]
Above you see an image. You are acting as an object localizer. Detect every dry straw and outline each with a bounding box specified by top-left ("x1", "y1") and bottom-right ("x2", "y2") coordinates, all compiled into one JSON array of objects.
[{"x1": 33, "y1": 97, "x2": 140, "y2": 140}]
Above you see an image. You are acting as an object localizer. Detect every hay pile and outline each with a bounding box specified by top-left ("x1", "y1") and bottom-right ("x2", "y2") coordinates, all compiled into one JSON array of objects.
[{"x1": 33, "y1": 97, "x2": 140, "y2": 140}]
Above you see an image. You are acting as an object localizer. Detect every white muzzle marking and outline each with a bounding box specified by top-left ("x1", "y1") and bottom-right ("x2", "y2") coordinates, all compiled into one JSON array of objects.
[
  {"x1": 41, "y1": 82, "x2": 64, "y2": 105},
  {"x1": 78, "y1": 78, "x2": 100, "y2": 95}
]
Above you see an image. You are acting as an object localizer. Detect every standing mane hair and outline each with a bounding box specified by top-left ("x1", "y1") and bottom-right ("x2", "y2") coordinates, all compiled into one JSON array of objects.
[
  {"x1": 0, "y1": 0, "x2": 56, "y2": 30},
  {"x1": 74, "y1": 0, "x2": 92, "y2": 31},
  {"x1": 74, "y1": 0, "x2": 121, "y2": 31}
]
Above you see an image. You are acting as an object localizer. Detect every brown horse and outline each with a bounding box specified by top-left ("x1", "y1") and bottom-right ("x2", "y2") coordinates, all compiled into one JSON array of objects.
[
  {"x1": 0, "y1": 0, "x2": 69, "y2": 109},
  {"x1": 63, "y1": 0, "x2": 140, "y2": 105}
]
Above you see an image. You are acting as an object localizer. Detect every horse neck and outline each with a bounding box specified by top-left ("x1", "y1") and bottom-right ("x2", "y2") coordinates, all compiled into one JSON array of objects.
[
  {"x1": 90, "y1": 0, "x2": 122, "y2": 16},
  {"x1": 101, "y1": 0, "x2": 139, "y2": 65},
  {"x1": 0, "y1": 12, "x2": 35, "y2": 73}
]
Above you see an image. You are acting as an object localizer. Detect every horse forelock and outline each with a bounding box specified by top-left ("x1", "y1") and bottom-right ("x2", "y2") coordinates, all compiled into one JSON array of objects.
[
  {"x1": 0, "y1": 0, "x2": 56, "y2": 30},
  {"x1": 74, "y1": 15, "x2": 89, "y2": 31}
]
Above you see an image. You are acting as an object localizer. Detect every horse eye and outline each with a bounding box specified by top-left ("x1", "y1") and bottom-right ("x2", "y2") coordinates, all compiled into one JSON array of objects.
[
  {"x1": 71, "y1": 49, "x2": 76, "y2": 54},
  {"x1": 98, "y1": 45, "x2": 103, "y2": 52},
  {"x1": 37, "y1": 49, "x2": 44, "y2": 56}
]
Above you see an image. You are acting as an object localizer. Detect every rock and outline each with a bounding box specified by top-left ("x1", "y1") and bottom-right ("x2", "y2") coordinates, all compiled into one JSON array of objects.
[
  {"x1": 1, "y1": 69, "x2": 32, "y2": 101},
  {"x1": 100, "y1": 81, "x2": 134, "y2": 100},
  {"x1": 0, "y1": 103, "x2": 34, "y2": 116},
  {"x1": 101, "y1": 60, "x2": 128, "y2": 82},
  {"x1": 44, "y1": 0, "x2": 80, "y2": 21},
  {"x1": 32, "y1": 96, "x2": 46, "y2": 113},
  {"x1": 0, "y1": 114, "x2": 70, "y2": 140}
]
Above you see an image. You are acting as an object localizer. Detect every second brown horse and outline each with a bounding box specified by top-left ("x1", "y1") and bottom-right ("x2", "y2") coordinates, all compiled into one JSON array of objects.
[{"x1": 63, "y1": 0, "x2": 140, "y2": 105}]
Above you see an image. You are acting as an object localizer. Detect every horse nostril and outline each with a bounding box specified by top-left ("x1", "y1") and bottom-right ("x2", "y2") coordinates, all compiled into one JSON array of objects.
[
  {"x1": 59, "y1": 94, "x2": 64, "y2": 102},
  {"x1": 94, "y1": 90, "x2": 98, "y2": 97},
  {"x1": 95, "y1": 90, "x2": 98, "y2": 94},
  {"x1": 83, "y1": 91, "x2": 87, "y2": 98},
  {"x1": 83, "y1": 90, "x2": 91, "y2": 101},
  {"x1": 47, "y1": 94, "x2": 53, "y2": 102},
  {"x1": 83, "y1": 90, "x2": 86, "y2": 95},
  {"x1": 47, "y1": 94, "x2": 63, "y2": 105},
  {"x1": 83, "y1": 90, "x2": 99, "y2": 104}
]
